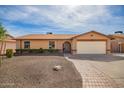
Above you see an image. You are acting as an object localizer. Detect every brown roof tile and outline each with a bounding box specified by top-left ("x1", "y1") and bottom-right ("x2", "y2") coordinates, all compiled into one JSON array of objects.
[{"x1": 15, "y1": 34, "x2": 78, "y2": 40}]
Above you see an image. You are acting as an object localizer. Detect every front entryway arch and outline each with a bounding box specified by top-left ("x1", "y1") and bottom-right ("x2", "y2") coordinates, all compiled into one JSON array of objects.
[{"x1": 63, "y1": 41, "x2": 71, "y2": 53}]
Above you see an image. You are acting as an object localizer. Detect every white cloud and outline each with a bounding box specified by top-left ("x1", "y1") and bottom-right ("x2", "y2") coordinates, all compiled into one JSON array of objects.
[
  {"x1": 34, "y1": 6, "x2": 109, "y2": 29},
  {"x1": 0, "y1": 5, "x2": 124, "y2": 36},
  {"x1": 1, "y1": 6, "x2": 109, "y2": 27}
]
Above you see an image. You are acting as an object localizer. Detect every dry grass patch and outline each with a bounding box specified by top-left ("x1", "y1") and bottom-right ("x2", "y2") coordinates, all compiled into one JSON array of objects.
[{"x1": 0, "y1": 56, "x2": 82, "y2": 88}]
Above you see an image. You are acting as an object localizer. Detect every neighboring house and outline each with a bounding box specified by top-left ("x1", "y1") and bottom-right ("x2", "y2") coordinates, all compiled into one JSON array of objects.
[
  {"x1": 109, "y1": 34, "x2": 124, "y2": 53},
  {"x1": 0, "y1": 34, "x2": 16, "y2": 54},
  {"x1": 15, "y1": 31, "x2": 111, "y2": 54}
]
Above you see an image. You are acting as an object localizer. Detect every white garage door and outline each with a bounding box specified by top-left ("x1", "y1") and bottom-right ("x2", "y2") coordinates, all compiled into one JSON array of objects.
[{"x1": 77, "y1": 41, "x2": 106, "y2": 54}]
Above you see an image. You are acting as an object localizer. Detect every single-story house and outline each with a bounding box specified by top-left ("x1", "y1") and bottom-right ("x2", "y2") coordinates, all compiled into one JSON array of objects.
[
  {"x1": 15, "y1": 31, "x2": 111, "y2": 54},
  {"x1": 0, "y1": 34, "x2": 16, "y2": 54},
  {"x1": 109, "y1": 34, "x2": 124, "y2": 53}
]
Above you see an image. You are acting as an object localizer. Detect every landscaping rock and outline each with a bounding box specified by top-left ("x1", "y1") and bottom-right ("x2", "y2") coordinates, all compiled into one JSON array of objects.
[{"x1": 53, "y1": 65, "x2": 63, "y2": 71}]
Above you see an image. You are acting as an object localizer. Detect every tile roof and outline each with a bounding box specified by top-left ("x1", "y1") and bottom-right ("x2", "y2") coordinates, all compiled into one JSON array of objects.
[
  {"x1": 108, "y1": 34, "x2": 124, "y2": 39},
  {"x1": 0, "y1": 34, "x2": 16, "y2": 42},
  {"x1": 15, "y1": 34, "x2": 78, "y2": 40}
]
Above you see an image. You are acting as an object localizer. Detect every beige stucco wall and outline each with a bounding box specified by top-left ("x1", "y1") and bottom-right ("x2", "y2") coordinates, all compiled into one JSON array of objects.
[
  {"x1": 16, "y1": 40, "x2": 21, "y2": 49},
  {"x1": 16, "y1": 39, "x2": 72, "y2": 50},
  {"x1": 17, "y1": 40, "x2": 49, "y2": 49},
  {"x1": 55, "y1": 40, "x2": 71, "y2": 50},
  {"x1": 0, "y1": 41, "x2": 16, "y2": 54},
  {"x1": 30, "y1": 40, "x2": 48, "y2": 49}
]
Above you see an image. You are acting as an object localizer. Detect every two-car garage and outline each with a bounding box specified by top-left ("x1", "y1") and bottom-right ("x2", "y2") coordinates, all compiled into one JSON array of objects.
[
  {"x1": 73, "y1": 31, "x2": 110, "y2": 54},
  {"x1": 76, "y1": 41, "x2": 107, "y2": 54}
]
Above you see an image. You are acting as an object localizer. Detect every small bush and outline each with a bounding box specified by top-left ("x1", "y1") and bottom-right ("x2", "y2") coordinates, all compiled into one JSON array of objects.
[
  {"x1": 48, "y1": 49, "x2": 54, "y2": 53},
  {"x1": 39, "y1": 48, "x2": 44, "y2": 53},
  {"x1": 6, "y1": 49, "x2": 13, "y2": 58},
  {"x1": 47, "y1": 49, "x2": 59, "y2": 53},
  {"x1": 29, "y1": 49, "x2": 38, "y2": 53}
]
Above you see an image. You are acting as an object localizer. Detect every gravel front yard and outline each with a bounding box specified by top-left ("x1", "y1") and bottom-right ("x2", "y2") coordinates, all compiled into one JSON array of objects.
[{"x1": 0, "y1": 56, "x2": 82, "y2": 88}]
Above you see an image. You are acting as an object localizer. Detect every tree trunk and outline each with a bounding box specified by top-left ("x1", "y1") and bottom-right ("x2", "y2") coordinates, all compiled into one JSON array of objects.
[
  {"x1": 0, "y1": 41, "x2": 4, "y2": 66},
  {"x1": 2, "y1": 41, "x2": 6, "y2": 60},
  {"x1": 3, "y1": 41, "x2": 6, "y2": 54},
  {"x1": 0, "y1": 41, "x2": 3, "y2": 54}
]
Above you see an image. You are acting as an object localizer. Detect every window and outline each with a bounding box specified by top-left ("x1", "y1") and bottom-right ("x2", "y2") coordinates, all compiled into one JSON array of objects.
[
  {"x1": 24, "y1": 41, "x2": 30, "y2": 49},
  {"x1": 49, "y1": 41, "x2": 55, "y2": 49}
]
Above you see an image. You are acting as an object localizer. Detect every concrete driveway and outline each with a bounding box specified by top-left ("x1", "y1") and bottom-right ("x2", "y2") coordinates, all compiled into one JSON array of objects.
[
  {"x1": 69, "y1": 54, "x2": 124, "y2": 62},
  {"x1": 65, "y1": 54, "x2": 124, "y2": 88}
]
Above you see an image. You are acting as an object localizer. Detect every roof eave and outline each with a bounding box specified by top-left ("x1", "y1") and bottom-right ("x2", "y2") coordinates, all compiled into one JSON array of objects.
[
  {"x1": 71, "y1": 31, "x2": 110, "y2": 39},
  {"x1": 15, "y1": 38, "x2": 73, "y2": 40}
]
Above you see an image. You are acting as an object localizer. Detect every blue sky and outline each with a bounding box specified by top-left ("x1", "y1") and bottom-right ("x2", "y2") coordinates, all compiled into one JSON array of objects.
[{"x1": 0, "y1": 5, "x2": 124, "y2": 36}]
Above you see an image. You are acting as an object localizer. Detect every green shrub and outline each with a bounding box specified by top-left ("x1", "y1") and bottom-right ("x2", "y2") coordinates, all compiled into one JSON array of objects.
[
  {"x1": 15, "y1": 49, "x2": 23, "y2": 54},
  {"x1": 15, "y1": 48, "x2": 59, "y2": 54},
  {"x1": 6, "y1": 49, "x2": 13, "y2": 58},
  {"x1": 48, "y1": 49, "x2": 54, "y2": 53},
  {"x1": 33, "y1": 49, "x2": 39, "y2": 53},
  {"x1": 39, "y1": 48, "x2": 44, "y2": 53},
  {"x1": 47, "y1": 49, "x2": 59, "y2": 53},
  {"x1": 29, "y1": 49, "x2": 37, "y2": 53}
]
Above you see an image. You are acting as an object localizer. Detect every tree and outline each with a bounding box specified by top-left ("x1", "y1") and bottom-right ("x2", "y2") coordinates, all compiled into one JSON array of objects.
[{"x1": 0, "y1": 23, "x2": 7, "y2": 66}]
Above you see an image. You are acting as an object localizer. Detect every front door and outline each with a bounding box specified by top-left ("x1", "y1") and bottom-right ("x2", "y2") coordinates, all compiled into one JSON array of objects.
[{"x1": 63, "y1": 42, "x2": 71, "y2": 53}]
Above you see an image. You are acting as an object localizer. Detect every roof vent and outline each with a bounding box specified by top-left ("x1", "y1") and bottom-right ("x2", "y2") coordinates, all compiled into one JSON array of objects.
[
  {"x1": 115, "y1": 31, "x2": 123, "y2": 34},
  {"x1": 46, "y1": 32, "x2": 53, "y2": 34}
]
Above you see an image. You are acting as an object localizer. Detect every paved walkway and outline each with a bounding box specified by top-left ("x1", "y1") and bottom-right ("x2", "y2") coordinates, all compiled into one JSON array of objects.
[
  {"x1": 113, "y1": 53, "x2": 124, "y2": 57},
  {"x1": 65, "y1": 57, "x2": 119, "y2": 88}
]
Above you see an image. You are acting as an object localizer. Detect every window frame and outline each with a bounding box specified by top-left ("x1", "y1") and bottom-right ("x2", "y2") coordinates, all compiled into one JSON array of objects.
[
  {"x1": 24, "y1": 41, "x2": 30, "y2": 49},
  {"x1": 49, "y1": 41, "x2": 55, "y2": 49}
]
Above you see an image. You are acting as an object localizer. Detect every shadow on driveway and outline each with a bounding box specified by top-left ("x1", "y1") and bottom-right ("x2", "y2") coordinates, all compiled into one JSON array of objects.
[{"x1": 68, "y1": 54, "x2": 124, "y2": 62}]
